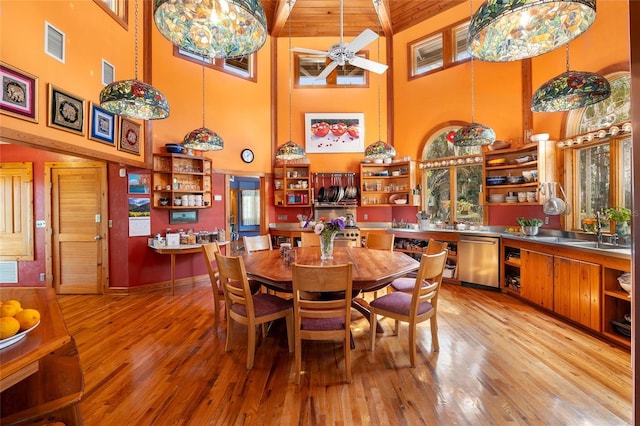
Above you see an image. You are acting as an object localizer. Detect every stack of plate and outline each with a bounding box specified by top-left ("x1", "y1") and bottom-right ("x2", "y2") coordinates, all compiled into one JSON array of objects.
[
  {"x1": 505, "y1": 196, "x2": 518, "y2": 203},
  {"x1": 489, "y1": 194, "x2": 506, "y2": 203}
]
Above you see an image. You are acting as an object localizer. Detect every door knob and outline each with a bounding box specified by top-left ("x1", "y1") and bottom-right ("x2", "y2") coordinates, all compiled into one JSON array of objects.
[{"x1": 94, "y1": 235, "x2": 102, "y2": 240}]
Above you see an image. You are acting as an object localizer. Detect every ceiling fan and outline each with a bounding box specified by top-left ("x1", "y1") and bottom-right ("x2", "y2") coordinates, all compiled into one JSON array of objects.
[{"x1": 290, "y1": 0, "x2": 388, "y2": 81}]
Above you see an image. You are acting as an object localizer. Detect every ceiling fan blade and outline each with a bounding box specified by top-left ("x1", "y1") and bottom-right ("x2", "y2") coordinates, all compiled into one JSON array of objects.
[
  {"x1": 316, "y1": 61, "x2": 339, "y2": 81},
  {"x1": 346, "y1": 29, "x2": 379, "y2": 53},
  {"x1": 290, "y1": 47, "x2": 329, "y2": 56},
  {"x1": 349, "y1": 56, "x2": 388, "y2": 74}
]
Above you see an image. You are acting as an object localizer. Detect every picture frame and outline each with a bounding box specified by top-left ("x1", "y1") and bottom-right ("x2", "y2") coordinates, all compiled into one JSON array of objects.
[
  {"x1": 169, "y1": 210, "x2": 199, "y2": 225},
  {"x1": 305, "y1": 112, "x2": 364, "y2": 154},
  {"x1": 88, "y1": 102, "x2": 117, "y2": 145},
  {"x1": 128, "y1": 173, "x2": 151, "y2": 194},
  {"x1": 47, "y1": 84, "x2": 85, "y2": 135},
  {"x1": 128, "y1": 197, "x2": 151, "y2": 217},
  {"x1": 119, "y1": 117, "x2": 141, "y2": 155},
  {"x1": 0, "y1": 62, "x2": 38, "y2": 123}
]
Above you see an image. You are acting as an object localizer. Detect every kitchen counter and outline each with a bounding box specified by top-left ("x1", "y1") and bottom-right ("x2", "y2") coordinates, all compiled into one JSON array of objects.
[{"x1": 501, "y1": 233, "x2": 631, "y2": 260}]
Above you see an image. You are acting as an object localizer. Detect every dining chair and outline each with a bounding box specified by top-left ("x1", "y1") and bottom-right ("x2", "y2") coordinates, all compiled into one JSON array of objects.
[
  {"x1": 364, "y1": 233, "x2": 395, "y2": 251},
  {"x1": 300, "y1": 232, "x2": 320, "y2": 247},
  {"x1": 243, "y1": 234, "x2": 273, "y2": 253},
  {"x1": 201, "y1": 242, "x2": 224, "y2": 319},
  {"x1": 388, "y1": 239, "x2": 448, "y2": 293},
  {"x1": 369, "y1": 250, "x2": 448, "y2": 367},
  {"x1": 291, "y1": 262, "x2": 354, "y2": 384},
  {"x1": 214, "y1": 252, "x2": 294, "y2": 369}
]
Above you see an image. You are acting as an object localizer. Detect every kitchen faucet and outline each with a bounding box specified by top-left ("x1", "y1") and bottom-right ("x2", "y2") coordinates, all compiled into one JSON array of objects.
[{"x1": 595, "y1": 211, "x2": 603, "y2": 244}]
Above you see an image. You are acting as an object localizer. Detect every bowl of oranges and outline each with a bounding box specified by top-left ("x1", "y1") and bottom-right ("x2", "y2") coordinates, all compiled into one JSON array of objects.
[{"x1": 0, "y1": 299, "x2": 41, "y2": 350}]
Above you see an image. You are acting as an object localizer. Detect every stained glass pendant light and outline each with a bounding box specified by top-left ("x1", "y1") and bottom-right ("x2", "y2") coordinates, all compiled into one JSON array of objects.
[
  {"x1": 531, "y1": 45, "x2": 610, "y2": 112},
  {"x1": 276, "y1": 1, "x2": 305, "y2": 160},
  {"x1": 468, "y1": 0, "x2": 596, "y2": 62},
  {"x1": 183, "y1": 62, "x2": 223, "y2": 151},
  {"x1": 153, "y1": 0, "x2": 268, "y2": 59},
  {"x1": 100, "y1": 0, "x2": 169, "y2": 120},
  {"x1": 454, "y1": 1, "x2": 495, "y2": 147}
]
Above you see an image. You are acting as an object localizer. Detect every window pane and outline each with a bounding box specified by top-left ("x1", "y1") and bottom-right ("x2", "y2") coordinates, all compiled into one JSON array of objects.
[
  {"x1": 425, "y1": 167, "x2": 450, "y2": 221},
  {"x1": 413, "y1": 34, "x2": 443, "y2": 76},
  {"x1": 297, "y1": 54, "x2": 366, "y2": 86},
  {"x1": 224, "y1": 56, "x2": 251, "y2": 77},
  {"x1": 452, "y1": 22, "x2": 470, "y2": 62},
  {"x1": 456, "y1": 164, "x2": 482, "y2": 222},
  {"x1": 577, "y1": 143, "x2": 610, "y2": 229},
  {"x1": 621, "y1": 137, "x2": 632, "y2": 209}
]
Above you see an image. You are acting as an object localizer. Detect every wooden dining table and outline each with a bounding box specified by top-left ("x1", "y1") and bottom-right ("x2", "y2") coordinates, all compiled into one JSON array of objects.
[{"x1": 242, "y1": 246, "x2": 420, "y2": 326}]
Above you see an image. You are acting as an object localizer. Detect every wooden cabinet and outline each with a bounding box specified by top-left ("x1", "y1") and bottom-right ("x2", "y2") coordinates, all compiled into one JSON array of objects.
[
  {"x1": 520, "y1": 249, "x2": 554, "y2": 309},
  {"x1": 274, "y1": 164, "x2": 311, "y2": 207},
  {"x1": 360, "y1": 161, "x2": 418, "y2": 206},
  {"x1": 553, "y1": 256, "x2": 601, "y2": 331},
  {"x1": 152, "y1": 154, "x2": 212, "y2": 209},
  {"x1": 483, "y1": 141, "x2": 555, "y2": 206},
  {"x1": 602, "y1": 267, "x2": 631, "y2": 347}
]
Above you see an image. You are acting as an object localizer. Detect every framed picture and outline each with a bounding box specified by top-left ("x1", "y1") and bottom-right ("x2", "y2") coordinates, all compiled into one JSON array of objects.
[
  {"x1": 128, "y1": 197, "x2": 151, "y2": 217},
  {"x1": 119, "y1": 117, "x2": 141, "y2": 155},
  {"x1": 169, "y1": 210, "x2": 199, "y2": 225},
  {"x1": 128, "y1": 173, "x2": 151, "y2": 194},
  {"x1": 88, "y1": 102, "x2": 117, "y2": 145},
  {"x1": 47, "y1": 84, "x2": 85, "y2": 135},
  {"x1": 0, "y1": 62, "x2": 38, "y2": 123},
  {"x1": 305, "y1": 113, "x2": 364, "y2": 154}
]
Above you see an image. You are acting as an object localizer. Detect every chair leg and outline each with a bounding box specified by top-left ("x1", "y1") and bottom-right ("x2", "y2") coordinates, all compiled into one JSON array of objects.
[
  {"x1": 247, "y1": 321, "x2": 257, "y2": 369},
  {"x1": 369, "y1": 311, "x2": 377, "y2": 351},
  {"x1": 294, "y1": 333, "x2": 302, "y2": 385},
  {"x1": 393, "y1": 319, "x2": 400, "y2": 335},
  {"x1": 430, "y1": 317, "x2": 440, "y2": 352},
  {"x1": 345, "y1": 329, "x2": 352, "y2": 383},
  {"x1": 285, "y1": 313, "x2": 294, "y2": 353},
  {"x1": 225, "y1": 313, "x2": 233, "y2": 352},
  {"x1": 409, "y1": 322, "x2": 416, "y2": 368}
]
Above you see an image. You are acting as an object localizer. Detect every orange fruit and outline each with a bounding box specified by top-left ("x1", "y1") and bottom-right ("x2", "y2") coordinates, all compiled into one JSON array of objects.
[
  {"x1": 0, "y1": 304, "x2": 18, "y2": 318},
  {"x1": 4, "y1": 299, "x2": 22, "y2": 312},
  {"x1": 0, "y1": 317, "x2": 20, "y2": 339},
  {"x1": 14, "y1": 308, "x2": 40, "y2": 331}
]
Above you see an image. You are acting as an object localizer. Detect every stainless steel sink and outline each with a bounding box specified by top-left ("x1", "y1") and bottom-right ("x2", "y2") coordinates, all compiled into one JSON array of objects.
[{"x1": 563, "y1": 241, "x2": 630, "y2": 251}]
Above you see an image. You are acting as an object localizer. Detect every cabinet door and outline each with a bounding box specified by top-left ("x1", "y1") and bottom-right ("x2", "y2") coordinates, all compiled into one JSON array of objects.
[
  {"x1": 520, "y1": 249, "x2": 553, "y2": 309},
  {"x1": 554, "y1": 257, "x2": 601, "y2": 331}
]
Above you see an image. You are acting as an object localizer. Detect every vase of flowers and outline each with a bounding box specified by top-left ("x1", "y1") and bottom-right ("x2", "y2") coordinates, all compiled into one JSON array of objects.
[{"x1": 310, "y1": 216, "x2": 346, "y2": 259}]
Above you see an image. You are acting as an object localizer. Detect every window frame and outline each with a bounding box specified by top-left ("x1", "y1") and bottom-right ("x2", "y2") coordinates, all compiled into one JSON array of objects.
[
  {"x1": 93, "y1": 0, "x2": 128, "y2": 30},
  {"x1": 408, "y1": 18, "x2": 470, "y2": 80},
  {"x1": 174, "y1": 47, "x2": 257, "y2": 82},
  {"x1": 293, "y1": 52, "x2": 371, "y2": 88}
]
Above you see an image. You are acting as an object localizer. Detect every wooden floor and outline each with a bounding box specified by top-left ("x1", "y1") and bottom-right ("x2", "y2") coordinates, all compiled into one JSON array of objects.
[{"x1": 57, "y1": 282, "x2": 632, "y2": 425}]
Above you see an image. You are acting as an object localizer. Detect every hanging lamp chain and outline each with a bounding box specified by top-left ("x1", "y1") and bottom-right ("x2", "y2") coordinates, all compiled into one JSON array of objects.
[
  {"x1": 288, "y1": 0, "x2": 293, "y2": 142},
  {"x1": 565, "y1": 43, "x2": 570, "y2": 72},
  {"x1": 134, "y1": 0, "x2": 139, "y2": 80},
  {"x1": 201, "y1": 57, "x2": 206, "y2": 127},
  {"x1": 376, "y1": 2, "x2": 382, "y2": 141},
  {"x1": 469, "y1": 0, "x2": 475, "y2": 123}
]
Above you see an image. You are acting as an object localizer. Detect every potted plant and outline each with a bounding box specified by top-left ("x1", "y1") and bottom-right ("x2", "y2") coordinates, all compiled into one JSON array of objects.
[
  {"x1": 516, "y1": 217, "x2": 543, "y2": 236},
  {"x1": 605, "y1": 206, "x2": 632, "y2": 236}
]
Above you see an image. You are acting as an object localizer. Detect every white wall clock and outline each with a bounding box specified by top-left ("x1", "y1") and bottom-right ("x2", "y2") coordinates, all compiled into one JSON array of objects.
[{"x1": 241, "y1": 148, "x2": 254, "y2": 163}]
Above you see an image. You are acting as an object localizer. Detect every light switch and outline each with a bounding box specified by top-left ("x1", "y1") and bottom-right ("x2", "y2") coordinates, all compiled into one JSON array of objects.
[
  {"x1": 214, "y1": 195, "x2": 222, "y2": 201},
  {"x1": 36, "y1": 220, "x2": 46, "y2": 228}
]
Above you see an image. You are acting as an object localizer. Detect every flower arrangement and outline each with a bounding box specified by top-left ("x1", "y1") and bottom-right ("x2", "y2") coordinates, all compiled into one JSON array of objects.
[{"x1": 307, "y1": 216, "x2": 345, "y2": 259}]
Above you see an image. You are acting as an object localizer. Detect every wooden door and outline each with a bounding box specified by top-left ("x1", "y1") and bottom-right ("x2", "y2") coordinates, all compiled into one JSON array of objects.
[
  {"x1": 520, "y1": 249, "x2": 554, "y2": 309},
  {"x1": 554, "y1": 257, "x2": 601, "y2": 331},
  {"x1": 46, "y1": 162, "x2": 108, "y2": 294}
]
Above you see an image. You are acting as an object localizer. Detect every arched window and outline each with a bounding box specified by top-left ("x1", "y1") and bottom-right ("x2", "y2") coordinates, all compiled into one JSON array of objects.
[
  {"x1": 561, "y1": 72, "x2": 631, "y2": 238},
  {"x1": 420, "y1": 126, "x2": 484, "y2": 224}
]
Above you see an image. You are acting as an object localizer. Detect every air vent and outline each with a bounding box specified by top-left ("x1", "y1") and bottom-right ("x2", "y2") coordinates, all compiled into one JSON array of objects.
[
  {"x1": 0, "y1": 261, "x2": 18, "y2": 283},
  {"x1": 45, "y1": 21, "x2": 65, "y2": 63},
  {"x1": 102, "y1": 59, "x2": 115, "y2": 85}
]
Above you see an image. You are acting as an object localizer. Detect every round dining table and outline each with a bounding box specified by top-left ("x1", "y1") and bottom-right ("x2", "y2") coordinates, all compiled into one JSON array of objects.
[{"x1": 242, "y1": 246, "x2": 420, "y2": 328}]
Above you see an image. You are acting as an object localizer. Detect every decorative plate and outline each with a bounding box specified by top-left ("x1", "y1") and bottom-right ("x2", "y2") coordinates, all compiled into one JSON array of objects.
[{"x1": 0, "y1": 321, "x2": 40, "y2": 350}]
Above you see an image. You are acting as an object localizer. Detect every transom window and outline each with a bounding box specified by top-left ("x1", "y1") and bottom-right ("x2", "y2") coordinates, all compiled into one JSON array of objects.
[
  {"x1": 409, "y1": 19, "x2": 470, "y2": 79},
  {"x1": 175, "y1": 48, "x2": 256, "y2": 81},
  {"x1": 294, "y1": 53, "x2": 369, "y2": 87},
  {"x1": 93, "y1": 0, "x2": 128, "y2": 29},
  {"x1": 421, "y1": 127, "x2": 484, "y2": 224}
]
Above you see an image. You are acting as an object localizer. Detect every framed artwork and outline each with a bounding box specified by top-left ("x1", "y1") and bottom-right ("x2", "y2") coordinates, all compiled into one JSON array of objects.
[
  {"x1": 0, "y1": 62, "x2": 38, "y2": 123},
  {"x1": 88, "y1": 102, "x2": 117, "y2": 145},
  {"x1": 119, "y1": 117, "x2": 141, "y2": 155},
  {"x1": 128, "y1": 173, "x2": 151, "y2": 194},
  {"x1": 128, "y1": 197, "x2": 151, "y2": 217},
  {"x1": 47, "y1": 84, "x2": 85, "y2": 135},
  {"x1": 305, "y1": 112, "x2": 364, "y2": 154},
  {"x1": 169, "y1": 210, "x2": 199, "y2": 225}
]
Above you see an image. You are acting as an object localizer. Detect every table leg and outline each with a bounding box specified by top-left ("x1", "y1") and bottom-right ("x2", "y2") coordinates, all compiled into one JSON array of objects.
[{"x1": 170, "y1": 254, "x2": 176, "y2": 296}]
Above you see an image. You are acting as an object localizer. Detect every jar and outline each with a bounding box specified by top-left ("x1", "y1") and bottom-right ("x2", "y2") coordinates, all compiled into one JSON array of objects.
[{"x1": 280, "y1": 243, "x2": 292, "y2": 258}]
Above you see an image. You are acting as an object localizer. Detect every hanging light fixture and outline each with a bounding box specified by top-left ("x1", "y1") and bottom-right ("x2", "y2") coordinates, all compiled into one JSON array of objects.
[
  {"x1": 183, "y1": 59, "x2": 224, "y2": 151},
  {"x1": 276, "y1": 1, "x2": 306, "y2": 161},
  {"x1": 454, "y1": 1, "x2": 496, "y2": 147},
  {"x1": 531, "y1": 44, "x2": 611, "y2": 112},
  {"x1": 468, "y1": 0, "x2": 596, "y2": 62},
  {"x1": 100, "y1": 0, "x2": 169, "y2": 120},
  {"x1": 365, "y1": 5, "x2": 395, "y2": 160},
  {"x1": 153, "y1": 0, "x2": 267, "y2": 59}
]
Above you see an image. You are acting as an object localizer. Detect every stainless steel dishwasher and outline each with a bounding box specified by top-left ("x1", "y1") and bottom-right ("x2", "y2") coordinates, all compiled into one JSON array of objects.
[{"x1": 457, "y1": 234, "x2": 500, "y2": 289}]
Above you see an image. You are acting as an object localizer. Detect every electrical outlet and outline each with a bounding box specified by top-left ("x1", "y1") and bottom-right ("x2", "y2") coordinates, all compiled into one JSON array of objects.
[
  {"x1": 39, "y1": 273, "x2": 45, "y2": 281},
  {"x1": 36, "y1": 220, "x2": 46, "y2": 228},
  {"x1": 363, "y1": 214, "x2": 368, "y2": 220},
  {"x1": 545, "y1": 216, "x2": 549, "y2": 225},
  {"x1": 278, "y1": 215, "x2": 288, "y2": 220}
]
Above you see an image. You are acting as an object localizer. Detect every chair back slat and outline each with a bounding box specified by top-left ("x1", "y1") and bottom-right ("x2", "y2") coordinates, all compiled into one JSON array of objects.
[
  {"x1": 300, "y1": 232, "x2": 320, "y2": 247},
  {"x1": 364, "y1": 233, "x2": 395, "y2": 251},
  {"x1": 243, "y1": 234, "x2": 273, "y2": 253}
]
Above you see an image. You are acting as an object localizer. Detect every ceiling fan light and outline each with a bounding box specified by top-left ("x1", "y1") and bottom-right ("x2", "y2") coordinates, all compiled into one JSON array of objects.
[
  {"x1": 183, "y1": 127, "x2": 224, "y2": 151},
  {"x1": 365, "y1": 141, "x2": 396, "y2": 159},
  {"x1": 531, "y1": 70, "x2": 611, "y2": 112},
  {"x1": 276, "y1": 141, "x2": 306, "y2": 160},
  {"x1": 100, "y1": 79, "x2": 170, "y2": 120},
  {"x1": 453, "y1": 123, "x2": 496, "y2": 147},
  {"x1": 154, "y1": 0, "x2": 268, "y2": 58},
  {"x1": 468, "y1": 0, "x2": 596, "y2": 62}
]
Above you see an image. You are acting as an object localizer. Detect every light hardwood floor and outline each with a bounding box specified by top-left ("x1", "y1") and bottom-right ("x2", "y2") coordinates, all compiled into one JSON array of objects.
[{"x1": 57, "y1": 282, "x2": 632, "y2": 425}]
